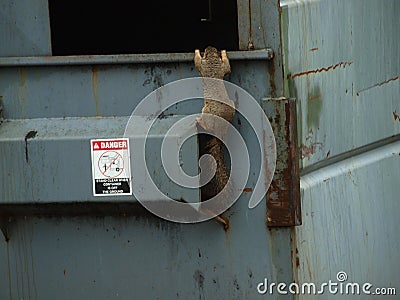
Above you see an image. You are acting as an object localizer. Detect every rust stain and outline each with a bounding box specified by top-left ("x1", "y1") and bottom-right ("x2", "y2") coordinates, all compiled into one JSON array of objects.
[
  {"x1": 309, "y1": 47, "x2": 319, "y2": 52},
  {"x1": 356, "y1": 76, "x2": 399, "y2": 96},
  {"x1": 242, "y1": 187, "x2": 253, "y2": 192},
  {"x1": 91, "y1": 67, "x2": 100, "y2": 116},
  {"x1": 394, "y1": 110, "x2": 400, "y2": 122},
  {"x1": 268, "y1": 58, "x2": 277, "y2": 98},
  {"x1": 301, "y1": 142, "x2": 323, "y2": 159},
  {"x1": 216, "y1": 214, "x2": 229, "y2": 231},
  {"x1": 177, "y1": 63, "x2": 182, "y2": 79},
  {"x1": 267, "y1": 99, "x2": 301, "y2": 227},
  {"x1": 19, "y1": 68, "x2": 27, "y2": 115},
  {"x1": 20, "y1": 68, "x2": 26, "y2": 88},
  {"x1": 308, "y1": 94, "x2": 321, "y2": 102},
  {"x1": 290, "y1": 61, "x2": 353, "y2": 79},
  {"x1": 305, "y1": 129, "x2": 313, "y2": 141}
]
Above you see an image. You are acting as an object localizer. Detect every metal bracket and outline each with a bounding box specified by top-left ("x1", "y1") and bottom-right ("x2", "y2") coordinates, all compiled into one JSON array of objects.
[{"x1": 264, "y1": 97, "x2": 302, "y2": 227}]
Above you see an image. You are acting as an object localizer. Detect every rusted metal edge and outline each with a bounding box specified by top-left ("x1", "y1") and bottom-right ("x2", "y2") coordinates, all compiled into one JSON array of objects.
[
  {"x1": 265, "y1": 97, "x2": 301, "y2": 227},
  {"x1": 0, "y1": 49, "x2": 274, "y2": 67}
]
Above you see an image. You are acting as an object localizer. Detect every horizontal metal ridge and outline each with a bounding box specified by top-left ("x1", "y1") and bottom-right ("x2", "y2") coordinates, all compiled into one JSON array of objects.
[{"x1": 0, "y1": 49, "x2": 273, "y2": 67}]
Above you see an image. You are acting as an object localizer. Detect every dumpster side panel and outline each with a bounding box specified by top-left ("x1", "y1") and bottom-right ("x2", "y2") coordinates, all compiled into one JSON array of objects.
[
  {"x1": 0, "y1": 56, "x2": 293, "y2": 300},
  {"x1": 298, "y1": 143, "x2": 400, "y2": 299},
  {"x1": 0, "y1": 207, "x2": 293, "y2": 299},
  {"x1": 282, "y1": 0, "x2": 400, "y2": 298},
  {"x1": 0, "y1": 0, "x2": 296, "y2": 298},
  {"x1": 282, "y1": 0, "x2": 400, "y2": 168},
  {"x1": 0, "y1": 0, "x2": 51, "y2": 56}
]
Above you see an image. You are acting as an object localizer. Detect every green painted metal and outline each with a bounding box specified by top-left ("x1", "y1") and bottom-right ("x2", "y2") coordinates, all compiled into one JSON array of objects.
[
  {"x1": 282, "y1": 0, "x2": 400, "y2": 168},
  {"x1": 0, "y1": 1, "x2": 293, "y2": 299},
  {"x1": 282, "y1": 0, "x2": 400, "y2": 298}
]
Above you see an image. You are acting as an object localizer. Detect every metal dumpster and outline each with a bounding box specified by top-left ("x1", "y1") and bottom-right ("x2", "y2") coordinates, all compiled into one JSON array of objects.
[{"x1": 0, "y1": 0, "x2": 399, "y2": 299}]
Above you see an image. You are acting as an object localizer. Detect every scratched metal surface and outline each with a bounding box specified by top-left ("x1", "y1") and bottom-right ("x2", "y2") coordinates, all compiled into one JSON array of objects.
[
  {"x1": 0, "y1": 61, "x2": 274, "y2": 119},
  {"x1": 0, "y1": 0, "x2": 51, "y2": 57},
  {"x1": 281, "y1": 0, "x2": 400, "y2": 168},
  {"x1": 0, "y1": 1, "x2": 293, "y2": 299},
  {"x1": 0, "y1": 116, "x2": 199, "y2": 204},
  {"x1": 281, "y1": 0, "x2": 400, "y2": 298},
  {"x1": 0, "y1": 59, "x2": 292, "y2": 299},
  {"x1": 0, "y1": 215, "x2": 292, "y2": 300},
  {"x1": 296, "y1": 142, "x2": 400, "y2": 299}
]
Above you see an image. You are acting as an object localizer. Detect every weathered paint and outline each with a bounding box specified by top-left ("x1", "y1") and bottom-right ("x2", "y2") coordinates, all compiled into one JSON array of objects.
[
  {"x1": 0, "y1": 116, "x2": 199, "y2": 204},
  {"x1": 0, "y1": 0, "x2": 51, "y2": 56},
  {"x1": 0, "y1": 213, "x2": 293, "y2": 300},
  {"x1": 263, "y1": 98, "x2": 301, "y2": 227},
  {"x1": 237, "y1": 0, "x2": 284, "y2": 97},
  {"x1": 282, "y1": 0, "x2": 400, "y2": 298},
  {"x1": 0, "y1": 1, "x2": 294, "y2": 297},
  {"x1": 0, "y1": 60, "x2": 275, "y2": 120},
  {"x1": 297, "y1": 141, "x2": 400, "y2": 298},
  {"x1": 281, "y1": 0, "x2": 400, "y2": 168},
  {"x1": 0, "y1": 49, "x2": 273, "y2": 66}
]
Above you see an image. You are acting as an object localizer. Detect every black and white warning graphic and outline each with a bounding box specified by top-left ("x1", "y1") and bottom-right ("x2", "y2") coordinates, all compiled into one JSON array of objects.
[{"x1": 90, "y1": 138, "x2": 132, "y2": 196}]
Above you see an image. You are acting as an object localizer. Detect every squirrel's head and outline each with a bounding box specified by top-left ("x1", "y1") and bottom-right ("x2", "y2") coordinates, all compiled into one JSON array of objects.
[{"x1": 204, "y1": 46, "x2": 220, "y2": 59}]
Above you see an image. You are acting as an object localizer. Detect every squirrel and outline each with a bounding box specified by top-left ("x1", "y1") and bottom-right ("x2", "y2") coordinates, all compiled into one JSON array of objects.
[{"x1": 194, "y1": 46, "x2": 236, "y2": 208}]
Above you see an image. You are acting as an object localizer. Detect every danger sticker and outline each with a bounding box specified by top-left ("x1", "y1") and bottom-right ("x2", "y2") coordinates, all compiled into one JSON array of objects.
[{"x1": 90, "y1": 138, "x2": 132, "y2": 196}]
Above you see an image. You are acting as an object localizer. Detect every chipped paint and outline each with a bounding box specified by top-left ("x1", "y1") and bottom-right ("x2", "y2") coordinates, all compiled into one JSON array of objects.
[
  {"x1": 301, "y1": 142, "x2": 323, "y2": 159},
  {"x1": 290, "y1": 61, "x2": 353, "y2": 79},
  {"x1": 0, "y1": 1, "x2": 294, "y2": 298},
  {"x1": 356, "y1": 76, "x2": 399, "y2": 96},
  {"x1": 394, "y1": 111, "x2": 400, "y2": 122},
  {"x1": 265, "y1": 98, "x2": 301, "y2": 227},
  {"x1": 307, "y1": 94, "x2": 321, "y2": 102},
  {"x1": 283, "y1": 0, "x2": 400, "y2": 295},
  {"x1": 326, "y1": 150, "x2": 331, "y2": 158}
]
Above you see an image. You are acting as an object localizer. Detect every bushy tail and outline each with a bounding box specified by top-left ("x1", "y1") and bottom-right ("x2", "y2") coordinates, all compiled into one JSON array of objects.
[{"x1": 205, "y1": 137, "x2": 231, "y2": 196}]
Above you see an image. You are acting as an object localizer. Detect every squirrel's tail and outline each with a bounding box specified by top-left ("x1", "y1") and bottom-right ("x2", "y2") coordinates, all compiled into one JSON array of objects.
[{"x1": 205, "y1": 137, "x2": 231, "y2": 196}]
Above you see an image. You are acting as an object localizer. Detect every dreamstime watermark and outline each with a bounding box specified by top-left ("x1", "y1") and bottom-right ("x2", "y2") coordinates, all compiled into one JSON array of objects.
[
  {"x1": 257, "y1": 271, "x2": 397, "y2": 296},
  {"x1": 124, "y1": 77, "x2": 276, "y2": 223}
]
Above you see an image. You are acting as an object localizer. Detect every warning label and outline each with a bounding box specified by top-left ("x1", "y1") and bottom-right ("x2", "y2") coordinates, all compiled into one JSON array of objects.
[{"x1": 90, "y1": 138, "x2": 132, "y2": 196}]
